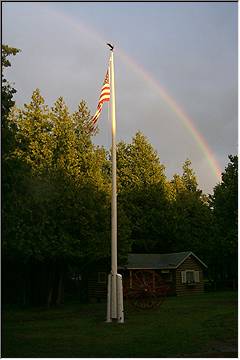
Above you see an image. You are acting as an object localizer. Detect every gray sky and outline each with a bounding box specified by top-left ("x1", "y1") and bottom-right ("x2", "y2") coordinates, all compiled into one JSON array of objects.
[{"x1": 2, "y1": 2, "x2": 237, "y2": 194}]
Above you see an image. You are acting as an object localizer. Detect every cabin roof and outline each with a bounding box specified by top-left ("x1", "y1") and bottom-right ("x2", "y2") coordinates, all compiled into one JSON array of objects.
[{"x1": 123, "y1": 251, "x2": 207, "y2": 270}]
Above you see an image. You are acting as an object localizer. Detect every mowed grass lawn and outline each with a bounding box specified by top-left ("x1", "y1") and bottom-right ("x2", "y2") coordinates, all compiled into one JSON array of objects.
[{"x1": 2, "y1": 291, "x2": 237, "y2": 358}]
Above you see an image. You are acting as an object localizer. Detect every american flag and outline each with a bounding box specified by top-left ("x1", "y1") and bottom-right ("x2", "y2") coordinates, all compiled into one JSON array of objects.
[{"x1": 91, "y1": 69, "x2": 110, "y2": 128}]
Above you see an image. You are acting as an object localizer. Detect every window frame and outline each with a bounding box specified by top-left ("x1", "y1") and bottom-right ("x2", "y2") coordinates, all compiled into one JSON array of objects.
[
  {"x1": 181, "y1": 270, "x2": 200, "y2": 284},
  {"x1": 185, "y1": 270, "x2": 195, "y2": 284}
]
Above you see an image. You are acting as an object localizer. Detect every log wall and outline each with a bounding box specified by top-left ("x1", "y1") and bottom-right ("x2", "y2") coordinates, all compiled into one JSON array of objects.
[{"x1": 175, "y1": 255, "x2": 204, "y2": 296}]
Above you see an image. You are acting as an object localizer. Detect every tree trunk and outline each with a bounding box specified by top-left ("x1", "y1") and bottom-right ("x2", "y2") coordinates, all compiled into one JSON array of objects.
[
  {"x1": 47, "y1": 284, "x2": 54, "y2": 308},
  {"x1": 47, "y1": 264, "x2": 55, "y2": 308},
  {"x1": 56, "y1": 271, "x2": 64, "y2": 305}
]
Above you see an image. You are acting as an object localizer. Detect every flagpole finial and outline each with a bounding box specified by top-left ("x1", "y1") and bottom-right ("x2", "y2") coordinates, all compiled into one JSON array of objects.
[{"x1": 107, "y1": 43, "x2": 114, "y2": 51}]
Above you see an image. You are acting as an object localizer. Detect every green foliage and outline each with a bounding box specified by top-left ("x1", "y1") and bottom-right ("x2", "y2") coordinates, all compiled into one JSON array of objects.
[
  {"x1": 2, "y1": 44, "x2": 21, "y2": 69},
  {"x1": 170, "y1": 159, "x2": 201, "y2": 198},
  {"x1": 182, "y1": 158, "x2": 198, "y2": 192},
  {"x1": 117, "y1": 131, "x2": 166, "y2": 191},
  {"x1": 169, "y1": 160, "x2": 212, "y2": 256},
  {"x1": 72, "y1": 100, "x2": 94, "y2": 138},
  {"x1": 117, "y1": 132, "x2": 170, "y2": 252},
  {"x1": 3, "y1": 43, "x2": 237, "y2": 306},
  {"x1": 50, "y1": 96, "x2": 80, "y2": 179},
  {"x1": 2, "y1": 77, "x2": 114, "y2": 305},
  {"x1": 212, "y1": 155, "x2": 238, "y2": 241},
  {"x1": 2, "y1": 45, "x2": 21, "y2": 154},
  {"x1": 209, "y1": 155, "x2": 238, "y2": 282},
  {"x1": 11, "y1": 89, "x2": 53, "y2": 173},
  {"x1": 2, "y1": 44, "x2": 20, "y2": 116},
  {"x1": 4, "y1": 90, "x2": 112, "y2": 264},
  {"x1": 2, "y1": 45, "x2": 28, "y2": 264}
]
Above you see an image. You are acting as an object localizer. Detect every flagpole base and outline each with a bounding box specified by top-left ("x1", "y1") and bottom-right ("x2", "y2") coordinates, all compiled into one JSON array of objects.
[{"x1": 106, "y1": 273, "x2": 124, "y2": 323}]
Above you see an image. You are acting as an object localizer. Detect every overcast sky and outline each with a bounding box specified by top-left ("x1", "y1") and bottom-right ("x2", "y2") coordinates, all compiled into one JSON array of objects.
[{"x1": 2, "y1": 2, "x2": 237, "y2": 194}]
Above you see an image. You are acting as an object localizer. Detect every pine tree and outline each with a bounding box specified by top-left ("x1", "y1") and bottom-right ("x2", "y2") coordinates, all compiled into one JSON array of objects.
[
  {"x1": 117, "y1": 131, "x2": 170, "y2": 253},
  {"x1": 11, "y1": 89, "x2": 53, "y2": 174},
  {"x1": 209, "y1": 155, "x2": 238, "y2": 286},
  {"x1": 169, "y1": 159, "x2": 212, "y2": 256}
]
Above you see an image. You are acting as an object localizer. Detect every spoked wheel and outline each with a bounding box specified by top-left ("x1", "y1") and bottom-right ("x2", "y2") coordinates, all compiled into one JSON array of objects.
[
  {"x1": 124, "y1": 270, "x2": 170, "y2": 309},
  {"x1": 131, "y1": 290, "x2": 159, "y2": 309}
]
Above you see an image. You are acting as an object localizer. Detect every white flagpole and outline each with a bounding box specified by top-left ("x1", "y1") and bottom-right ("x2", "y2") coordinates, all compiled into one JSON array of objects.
[
  {"x1": 110, "y1": 49, "x2": 118, "y2": 319},
  {"x1": 106, "y1": 45, "x2": 124, "y2": 324}
]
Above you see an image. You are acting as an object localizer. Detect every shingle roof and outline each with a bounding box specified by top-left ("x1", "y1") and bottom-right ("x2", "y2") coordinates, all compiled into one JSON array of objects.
[{"x1": 123, "y1": 251, "x2": 207, "y2": 269}]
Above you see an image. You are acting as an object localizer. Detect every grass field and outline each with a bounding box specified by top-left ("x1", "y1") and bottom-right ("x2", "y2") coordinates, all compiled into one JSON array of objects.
[{"x1": 2, "y1": 291, "x2": 237, "y2": 358}]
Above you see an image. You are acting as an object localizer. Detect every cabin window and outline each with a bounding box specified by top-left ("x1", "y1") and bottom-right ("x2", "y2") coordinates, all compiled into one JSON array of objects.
[
  {"x1": 98, "y1": 272, "x2": 107, "y2": 284},
  {"x1": 186, "y1": 270, "x2": 195, "y2": 284},
  {"x1": 71, "y1": 273, "x2": 82, "y2": 281},
  {"x1": 181, "y1": 270, "x2": 200, "y2": 284}
]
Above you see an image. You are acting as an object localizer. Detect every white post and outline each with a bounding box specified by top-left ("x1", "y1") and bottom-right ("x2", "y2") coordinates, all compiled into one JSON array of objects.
[
  {"x1": 117, "y1": 274, "x2": 124, "y2": 323},
  {"x1": 106, "y1": 274, "x2": 112, "y2": 322},
  {"x1": 110, "y1": 50, "x2": 118, "y2": 319},
  {"x1": 106, "y1": 47, "x2": 124, "y2": 323}
]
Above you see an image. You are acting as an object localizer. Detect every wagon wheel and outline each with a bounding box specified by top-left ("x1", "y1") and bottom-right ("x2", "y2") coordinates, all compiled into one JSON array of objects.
[
  {"x1": 131, "y1": 289, "x2": 159, "y2": 309},
  {"x1": 124, "y1": 270, "x2": 169, "y2": 309}
]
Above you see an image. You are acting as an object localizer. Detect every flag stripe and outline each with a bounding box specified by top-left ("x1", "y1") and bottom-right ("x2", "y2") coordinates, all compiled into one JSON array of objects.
[
  {"x1": 101, "y1": 89, "x2": 110, "y2": 95},
  {"x1": 99, "y1": 90, "x2": 110, "y2": 100},
  {"x1": 99, "y1": 94, "x2": 110, "y2": 103},
  {"x1": 99, "y1": 90, "x2": 110, "y2": 98},
  {"x1": 90, "y1": 68, "x2": 110, "y2": 129},
  {"x1": 102, "y1": 84, "x2": 110, "y2": 91}
]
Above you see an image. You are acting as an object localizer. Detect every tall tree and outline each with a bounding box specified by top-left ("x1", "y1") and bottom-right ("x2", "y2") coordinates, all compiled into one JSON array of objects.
[
  {"x1": 1, "y1": 45, "x2": 30, "y2": 305},
  {"x1": 11, "y1": 89, "x2": 53, "y2": 174},
  {"x1": 209, "y1": 155, "x2": 238, "y2": 286},
  {"x1": 117, "y1": 131, "x2": 166, "y2": 191},
  {"x1": 2, "y1": 45, "x2": 20, "y2": 118},
  {"x1": 117, "y1": 132, "x2": 170, "y2": 253},
  {"x1": 72, "y1": 100, "x2": 110, "y2": 192},
  {"x1": 169, "y1": 159, "x2": 212, "y2": 256},
  {"x1": 3, "y1": 89, "x2": 115, "y2": 306},
  {"x1": 2, "y1": 45, "x2": 21, "y2": 156}
]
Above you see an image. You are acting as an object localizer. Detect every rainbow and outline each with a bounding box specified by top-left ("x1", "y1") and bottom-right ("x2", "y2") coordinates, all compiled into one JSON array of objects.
[
  {"x1": 118, "y1": 51, "x2": 222, "y2": 180},
  {"x1": 43, "y1": 4, "x2": 222, "y2": 181}
]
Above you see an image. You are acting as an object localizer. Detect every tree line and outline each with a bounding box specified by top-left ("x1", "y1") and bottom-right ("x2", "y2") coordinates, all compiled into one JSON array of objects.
[{"x1": 2, "y1": 45, "x2": 237, "y2": 306}]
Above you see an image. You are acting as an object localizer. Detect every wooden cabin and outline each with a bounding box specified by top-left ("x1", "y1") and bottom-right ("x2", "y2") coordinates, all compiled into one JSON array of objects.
[
  {"x1": 86, "y1": 251, "x2": 207, "y2": 301},
  {"x1": 122, "y1": 252, "x2": 207, "y2": 296}
]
